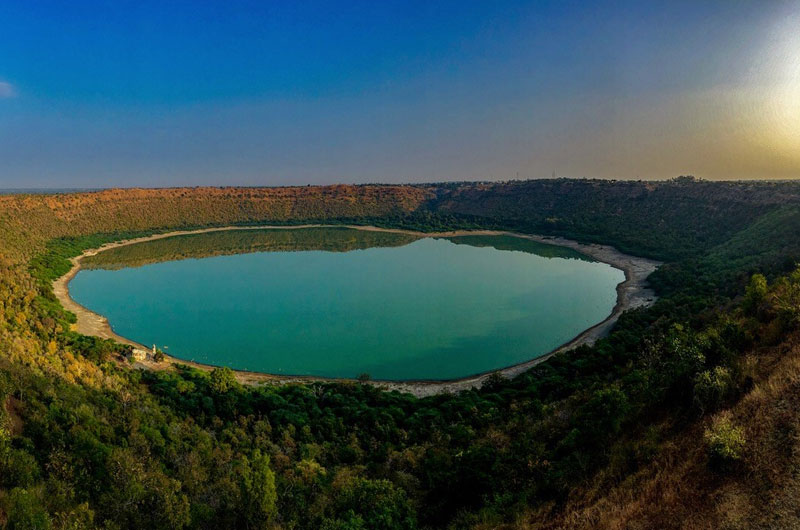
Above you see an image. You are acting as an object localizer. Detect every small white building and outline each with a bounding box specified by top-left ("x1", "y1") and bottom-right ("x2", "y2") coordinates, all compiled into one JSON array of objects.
[{"x1": 129, "y1": 348, "x2": 148, "y2": 361}]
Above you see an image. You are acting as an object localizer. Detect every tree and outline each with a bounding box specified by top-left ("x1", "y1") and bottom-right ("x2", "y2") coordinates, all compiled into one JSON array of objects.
[
  {"x1": 52, "y1": 502, "x2": 94, "y2": 530},
  {"x1": 329, "y1": 477, "x2": 416, "y2": 530},
  {"x1": 209, "y1": 367, "x2": 237, "y2": 394},
  {"x1": 241, "y1": 450, "x2": 277, "y2": 529},
  {"x1": 4, "y1": 488, "x2": 52, "y2": 530},
  {"x1": 743, "y1": 273, "x2": 768, "y2": 317},
  {"x1": 101, "y1": 448, "x2": 190, "y2": 530},
  {"x1": 770, "y1": 267, "x2": 800, "y2": 327},
  {"x1": 576, "y1": 386, "x2": 631, "y2": 442}
]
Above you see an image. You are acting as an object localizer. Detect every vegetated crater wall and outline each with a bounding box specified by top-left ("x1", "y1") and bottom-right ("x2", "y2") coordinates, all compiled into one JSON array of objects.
[{"x1": 0, "y1": 185, "x2": 433, "y2": 264}]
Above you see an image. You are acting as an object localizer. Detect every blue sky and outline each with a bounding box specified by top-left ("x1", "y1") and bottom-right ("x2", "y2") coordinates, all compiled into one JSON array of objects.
[{"x1": 1, "y1": 0, "x2": 799, "y2": 187}]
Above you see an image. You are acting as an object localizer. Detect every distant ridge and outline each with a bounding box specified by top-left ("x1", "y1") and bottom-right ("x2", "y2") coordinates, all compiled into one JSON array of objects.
[{"x1": 0, "y1": 188, "x2": 105, "y2": 194}]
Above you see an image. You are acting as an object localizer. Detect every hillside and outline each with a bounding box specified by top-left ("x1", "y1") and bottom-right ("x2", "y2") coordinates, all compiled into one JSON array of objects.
[
  {"x1": 428, "y1": 178, "x2": 800, "y2": 261},
  {"x1": 0, "y1": 185, "x2": 430, "y2": 263},
  {"x1": 1, "y1": 179, "x2": 800, "y2": 529},
  {"x1": 80, "y1": 228, "x2": 419, "y2": 271}
]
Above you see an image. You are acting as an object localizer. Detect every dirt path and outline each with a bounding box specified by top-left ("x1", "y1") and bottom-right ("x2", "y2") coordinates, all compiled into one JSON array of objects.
[{"x1": 52, "y1": 224, "x2": 661, "y2": 397}]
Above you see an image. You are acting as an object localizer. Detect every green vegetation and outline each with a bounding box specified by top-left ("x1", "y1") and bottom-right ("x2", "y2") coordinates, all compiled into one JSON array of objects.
[
  {"x1": 443, "y1": 234, "x2": 592, "y2": 262},
  {"x1": 1, "y1": 180, "x2": 800, "y2": 528},
  {"x1": 81, "y1": 228, "x2": 419, "y2": 271},
  {"x1": 704, "y1": 412, "x2": 746, "y2": 468}
]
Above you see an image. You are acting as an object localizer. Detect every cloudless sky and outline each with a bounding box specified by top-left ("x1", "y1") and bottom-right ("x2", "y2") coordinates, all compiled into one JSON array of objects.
[{"x1": 1, "y1": 0, "x2": 799, "y2": 187}]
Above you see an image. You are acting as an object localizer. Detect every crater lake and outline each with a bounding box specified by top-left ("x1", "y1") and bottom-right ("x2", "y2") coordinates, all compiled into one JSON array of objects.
[{"x1": 68, "y1": 228, "x2": 625, "y2": 380}]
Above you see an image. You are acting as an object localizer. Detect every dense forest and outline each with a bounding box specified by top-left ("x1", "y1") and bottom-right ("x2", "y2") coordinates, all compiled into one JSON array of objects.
[{"x1": 2, "y1": 178, "x2": 800, "y2": 529}]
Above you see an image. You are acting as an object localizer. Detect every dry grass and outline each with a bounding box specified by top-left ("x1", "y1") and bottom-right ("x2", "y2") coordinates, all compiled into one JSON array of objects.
[
  {"x1": 510, "y1": 334, "x2": 800, "y2": 530},
  {"x1": 0, "y1": 185, "x2": 433, "y2": 264}
]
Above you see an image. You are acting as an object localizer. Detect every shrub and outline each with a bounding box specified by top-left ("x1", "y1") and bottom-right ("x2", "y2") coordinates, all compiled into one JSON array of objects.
[
  {"x1": 704, "y1": 412, "x2": 746, "y2": 469},
  {"x1": 693, "y1": 366, "x2": 732, "y2": 414}
]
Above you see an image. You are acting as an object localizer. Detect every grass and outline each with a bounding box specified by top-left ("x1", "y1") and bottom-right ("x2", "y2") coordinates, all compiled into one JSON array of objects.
[{"x1": 511, "y1": 332, "x2": 800, "y2": 530}]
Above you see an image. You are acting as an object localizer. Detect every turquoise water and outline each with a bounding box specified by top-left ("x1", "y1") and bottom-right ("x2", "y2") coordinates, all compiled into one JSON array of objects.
[{"x1": 69, "y1": 229, "x2": 624, "y2": 380}]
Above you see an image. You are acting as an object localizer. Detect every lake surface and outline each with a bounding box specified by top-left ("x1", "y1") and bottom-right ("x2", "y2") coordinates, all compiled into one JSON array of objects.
[{"x1": 70, "y1": 228, "x2": 624, "y2": 380}]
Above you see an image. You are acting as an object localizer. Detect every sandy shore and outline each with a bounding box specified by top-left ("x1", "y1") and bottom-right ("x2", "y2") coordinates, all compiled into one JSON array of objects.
[{"x1": 52, "y1": 224, "x2": 661, "y2": 397}]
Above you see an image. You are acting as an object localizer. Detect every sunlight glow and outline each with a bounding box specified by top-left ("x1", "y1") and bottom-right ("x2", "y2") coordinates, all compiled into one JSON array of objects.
[{"x1": 769, "y1": 12, "x2": 800, "y2": 146}]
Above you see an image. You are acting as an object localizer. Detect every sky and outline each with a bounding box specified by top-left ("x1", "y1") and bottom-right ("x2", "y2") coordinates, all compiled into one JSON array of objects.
[{"x1": 0, "y1": 0, "x2": 799, "y2": 188}]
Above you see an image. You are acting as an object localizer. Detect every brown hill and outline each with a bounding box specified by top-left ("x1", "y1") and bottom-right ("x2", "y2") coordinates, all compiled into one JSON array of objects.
[{"x1": 0, "y1": 185, "x2": 431, "y2": 263}]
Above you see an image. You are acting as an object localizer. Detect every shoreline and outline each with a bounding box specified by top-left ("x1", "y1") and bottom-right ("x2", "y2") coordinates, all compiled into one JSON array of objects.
[{"x1": 52, "y1": 224, "x2": 661, "y2": 397}]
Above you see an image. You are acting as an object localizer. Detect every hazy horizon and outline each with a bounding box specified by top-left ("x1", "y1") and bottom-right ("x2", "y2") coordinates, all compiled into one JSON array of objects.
[
  {"x1": 1, "y1": 1, "x2": 799, "y2": 187},
  {"x1": 3, "y1": 175, "x2": 800, "y2": 194}
]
